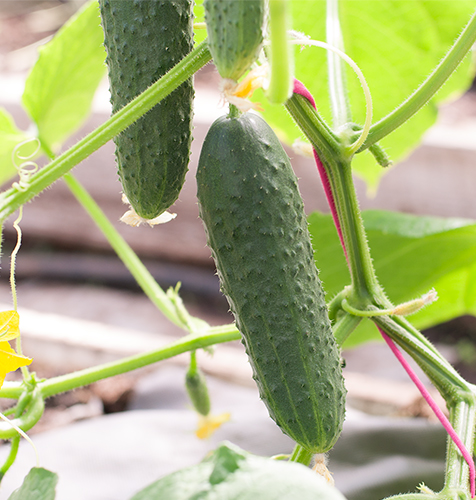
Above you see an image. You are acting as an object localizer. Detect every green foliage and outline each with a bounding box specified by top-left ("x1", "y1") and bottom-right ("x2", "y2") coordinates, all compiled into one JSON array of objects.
[
  {"x1": 8, "y1": 468, "x2": 58, "y2": 500},
  {"x1": 130, "y1": 442, "x2": 347, "y2": 500},
  {"x1": 308, "y1": 210, "x2": 476, "y2": 347},
  {"x1": 256, "y1": 0, "x2": 476, "y2": 189},
  {"x1": 22, "y1": 0, "x2": 106, "y2": 152}
]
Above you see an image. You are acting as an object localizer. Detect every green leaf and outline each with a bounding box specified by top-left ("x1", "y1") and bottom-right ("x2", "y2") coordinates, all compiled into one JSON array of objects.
[
  {"x1": 22, "y1": 0, "x2": 106, "y2": 152},
  {"x1": 258, "y1": 0, "x2": 476, "y2": 189},
  {"x1": 8, "y1": 467, "x2": 58, "y2": 500},
  {"x1": 0, "y1": 108, "x2": 30, "y2": 187},
  {"x1": 308, "y1": 210, "x2": 476, "y2": 347},
  {"x1": 130, "y1": 442, "x2": 347, "y2": 500},
  {"x1": 193, "y1": 0, "x2": 207, "y2": 45}
]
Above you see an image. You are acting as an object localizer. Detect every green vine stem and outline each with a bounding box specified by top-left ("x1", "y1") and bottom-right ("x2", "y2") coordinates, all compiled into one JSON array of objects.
[
  {"x1": 38, "y1": 326, "x2": 240, "y2": 399},
  {"x1": 0, "y1": 40, "x2": 212, "y2": 224},
  {"x1": 266, "y1": 0, "x2": 293, "y2": 104},
  {"x1": 352, "y1": 8, "x2": 476, "y2": 151},
  {"x1": 63, "y1": 173, "x2": 183, "y2": 329},
  {"x1": 326, "y1": 0, "x2": 351, "y2": 128},
  {"x1": 289, "y1": 444, "x2": 313, "y2": 466}
]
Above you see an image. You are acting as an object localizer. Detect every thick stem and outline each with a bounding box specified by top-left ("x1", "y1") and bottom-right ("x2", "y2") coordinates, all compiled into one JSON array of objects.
[
  {"x1": 63, "y1": 173, "x2": 182, "y2": 329},
  {"x1": 289, "y1": 444, "x2": 313, "y2": 466},
  {"x1": 0, "y1": 41, "x2": 212, "y2": 224},
  {"x1": 266, "y1": 0, "x2": 293, "y2": 104},
  {"x1": 39, "y1": 327, "x2": 240, "y2": 399}
]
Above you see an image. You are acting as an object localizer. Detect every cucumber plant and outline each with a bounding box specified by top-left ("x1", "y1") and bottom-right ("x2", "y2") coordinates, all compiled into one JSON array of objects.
[
  {"x1": 1, "y1": 0, "x2": 476, "y2": 498},
  {"x1": 98, "y1": 0, "x2": 194, "y2": 222}
]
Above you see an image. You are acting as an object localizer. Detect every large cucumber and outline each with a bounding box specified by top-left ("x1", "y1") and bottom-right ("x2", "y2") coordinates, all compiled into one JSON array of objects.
[
  {"x1": 196, "y1": 112, "x2": 346, "y2": 453},
  {"x1": 204, "y1": 0, "x2": 265, "y2": 81},
  {"x1": 99, "y1": 0, "x2": 194, "y2": 220}
]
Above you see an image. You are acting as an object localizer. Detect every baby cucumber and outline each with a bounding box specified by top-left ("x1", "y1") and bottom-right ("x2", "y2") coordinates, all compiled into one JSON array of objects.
[
  {"x1": 99, "y1": 0, "x2": 194, "y2": 220},
  {"x1": 196, "y1": 112, "x2": 346, "y2": 453},
  {"x1": 204, "y1": 0, "x2": 265, "y2": 81}
]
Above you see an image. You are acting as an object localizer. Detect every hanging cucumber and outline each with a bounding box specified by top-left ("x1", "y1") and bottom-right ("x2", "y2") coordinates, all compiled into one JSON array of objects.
[
  {"x1": 204, "y1": 0, "x2": 265, "y2": 82},
  {"x1": 99, "y1": 0, "x2": 194, "y2": 222},
  {"x1": 196, "y1": 112, "x2": 346, "y2": 453}
]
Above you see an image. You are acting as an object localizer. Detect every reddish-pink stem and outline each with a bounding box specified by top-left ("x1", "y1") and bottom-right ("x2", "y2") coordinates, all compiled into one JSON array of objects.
[
  {"x1": 379, "y1": 327, "x2": 475, "y2": 498},
  {"x1": 292, "y1": 79, "x2": 348, "y2": 261}
]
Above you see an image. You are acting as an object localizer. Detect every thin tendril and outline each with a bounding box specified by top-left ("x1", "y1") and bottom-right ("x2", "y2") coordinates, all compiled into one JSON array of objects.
[
  {"x1": 288, "y1": 37, "x2": 372, "y2": 154},
  {"x1": 10, "y1": 208, "x2": 23, "y2": 314},
  {"x1": 0, "y1": 412, "x2": 39, "y2": 468}
]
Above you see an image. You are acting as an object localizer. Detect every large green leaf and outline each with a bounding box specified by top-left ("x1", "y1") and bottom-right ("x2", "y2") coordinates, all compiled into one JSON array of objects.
[
  {"x1": 308, "y1": 210, "x2": 476, "y2": 347},
  {"x1": 22, "y1": 0, "x2": 106, "y2": 152},
  {"x1": 0, "y1": 108, "x2": 29, "y2": 187},
  {"x1": 8, "y1": 467, "x2": 58, "y2": 500},
  {"x1": 259, "y1": 0, "x2": 476, "y2": 189},
  {"x1": 130, "y1": 442, "x2": 347, "y2": 500}
]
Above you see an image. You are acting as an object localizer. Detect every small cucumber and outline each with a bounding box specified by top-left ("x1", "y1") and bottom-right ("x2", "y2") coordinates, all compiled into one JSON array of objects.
[
  {"x1": 196, "y1": 112, "x2": 346, "y2": 453},
  {"x1": 99, "y1": 0, "x2": 194, "y2": 220},
  {"x1": 204, "y1": 0, "x2": 265, "y2": 81},
  {"x1": 186, "y1": 355, "x2": 211, "y2": 417}
]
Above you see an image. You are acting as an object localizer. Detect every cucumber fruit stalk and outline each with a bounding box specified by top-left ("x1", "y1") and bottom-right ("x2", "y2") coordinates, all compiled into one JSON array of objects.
[
  {"x1": 204, "y1": 0, "x2": 265, "y2": 82},
  {"x1": 196, "y1": 112, "x2": 346, "y2": 453},
  {"x1": 99, "y1": 0, "x2": 194, "y2": 222}
]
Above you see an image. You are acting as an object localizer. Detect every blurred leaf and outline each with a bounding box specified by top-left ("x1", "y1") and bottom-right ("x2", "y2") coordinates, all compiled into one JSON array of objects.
[
  {"x1": 130, "y1": 442, "x2": 347, "y2": 500},
  {"x1": 8, "y1": 467, "x2": 58, "y2": 500},
  {"x1": 22, "y1": 0, "x2": 106, "y2": 152},
  {"x1": 0, "y1": 108, "x2": 29, "y2": 187},
  {"x1": 194, "y1": 0, "x2": 207, "y2": 45},
  {"x1": 308, "y1": 210, "x2": 476, "y2": 347},
  {"x1": 258, "y1": 0, "x2": 476, "y2": 189}
]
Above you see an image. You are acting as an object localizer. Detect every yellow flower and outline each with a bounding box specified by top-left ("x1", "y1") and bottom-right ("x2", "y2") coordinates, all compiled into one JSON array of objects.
[
  {"x1": 0, "y1": 341, "x2": 32, "y2": 388},
  {"x1": 195, "y1": 412, "x2": 231, "y2": 440},
  {"x1": 0, "y1": 310, "x2": 20, "y2": 341}
]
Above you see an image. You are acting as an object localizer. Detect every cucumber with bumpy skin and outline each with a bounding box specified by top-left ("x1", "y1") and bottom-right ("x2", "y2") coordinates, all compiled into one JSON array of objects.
[
  {"x1": 99, "y1": 0, "x2": 194, "y2": 221},
  {"x1": 196, "y1": 112, "x2": 346, "y2": 453},
  {"x1": 204, "y1": 0, "x2": 265, "y2": 81}
]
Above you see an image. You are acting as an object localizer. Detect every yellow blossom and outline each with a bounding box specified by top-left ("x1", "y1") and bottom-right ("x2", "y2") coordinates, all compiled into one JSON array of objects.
[
  {"x1": 0, "y1": 341, "x2": 32, "y2": 388},
  {"x1": 195, "y1": 412, "x2": 231, "y2": 440},
  {"x1": 0, "y1": 310, "x2": 20, "y2": 341}
]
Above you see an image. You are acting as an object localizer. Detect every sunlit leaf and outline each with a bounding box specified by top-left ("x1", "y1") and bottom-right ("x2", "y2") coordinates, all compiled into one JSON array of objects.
[
  {"x1": 258, "y1": 0, "x2": 476, "y2": 189},
  {"x1": 308, "y1": 210, "x2": 476, "y2": 347},
  {"x1": 22, "y1": 0, "x2": 106, "y2": 152}
]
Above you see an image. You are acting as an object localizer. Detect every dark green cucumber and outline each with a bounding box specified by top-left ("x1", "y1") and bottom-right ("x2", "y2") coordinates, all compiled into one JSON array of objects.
[
  {"x1": 196, "y1": 113, "x2": 346, "y2": 453},
  {"x1": 99, "y1": 0, "x2": 194, "y2": 220},
  {"x1": 204, "y1": 0, "x2": 265, "y2": 81}
]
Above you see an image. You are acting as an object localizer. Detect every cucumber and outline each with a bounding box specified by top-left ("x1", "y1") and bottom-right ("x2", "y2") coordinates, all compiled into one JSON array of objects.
[
  {"x1": 204, "y1": 0, "x2": 265, "y2": 81},
  {"x1": 196, "y1": 112, "x2": 346, "y2": 453},
  {"x1": 186, "y1": 360, "x2": 211, "y2": 417},
  {"x1": 99, "y1": 0, "x2": 194, "y2": 220}
]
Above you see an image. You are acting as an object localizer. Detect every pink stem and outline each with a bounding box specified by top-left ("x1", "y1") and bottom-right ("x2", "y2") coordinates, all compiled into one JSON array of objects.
[
  {"x1": 292, "y1": 79, "x2": 348, "y2": 261},
  {"x1": 379, "y1": 327, "x2": 475, "y2": 498}
]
